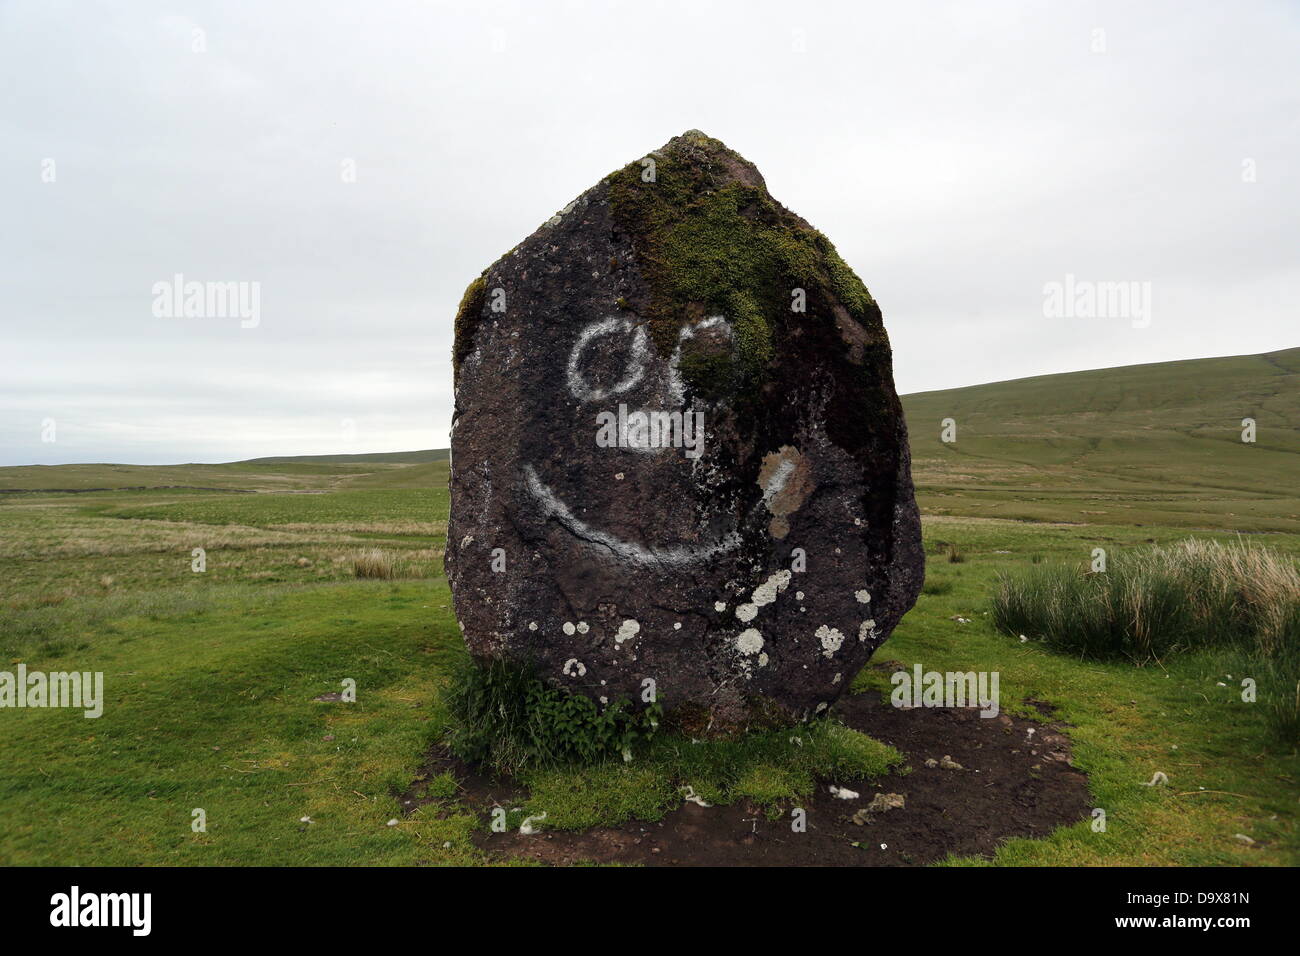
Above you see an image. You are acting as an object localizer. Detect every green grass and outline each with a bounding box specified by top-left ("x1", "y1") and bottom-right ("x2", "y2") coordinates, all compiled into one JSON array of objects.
[
  {"x1": 521, "y1": 719, "x2": 901, "y2": 829},
  {"x1": 0, "y1": 579, "x2": 476, "y2": 865},
  {"x1": 3, "y1": 491, "x2": 1294, "y2": 865},
  {"x1": 1, "y1": 348, "x2": 1297, "y2": 865},
  {"x1": 97, "y1": 486, "x2": 447, "y2": 528}
]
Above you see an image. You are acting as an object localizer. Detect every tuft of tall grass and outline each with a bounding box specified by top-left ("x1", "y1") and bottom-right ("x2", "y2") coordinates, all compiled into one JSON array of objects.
[
  {"x1": 993, "y1": 539, "x2": 1299, "y2": 661},
  {"x1": 352, "y1": 549, "x2": 397, "y2": 579},
  {"x1": 992, "y1": 538, "x2": 1300, "y2": 746}
]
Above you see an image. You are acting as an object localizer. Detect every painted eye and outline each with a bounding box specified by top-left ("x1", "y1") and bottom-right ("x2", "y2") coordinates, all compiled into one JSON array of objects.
[
  {"x1": 566, "y1": 317, "x2": 648, "y2": 402},
  {"x1": 668, "y1": 315, "x2": 736, "y2": 404}
]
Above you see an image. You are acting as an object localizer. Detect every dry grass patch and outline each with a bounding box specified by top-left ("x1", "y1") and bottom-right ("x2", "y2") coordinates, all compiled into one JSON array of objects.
[
  {"x1": 0, "y1": 515, "x2": 377, "y2": 560},
  {"x1": 274, "y1": 520, "x2": 447, "y2": 536},
  {"x1": 350, "y1": 548, "x2": 440, "y2": 579}
]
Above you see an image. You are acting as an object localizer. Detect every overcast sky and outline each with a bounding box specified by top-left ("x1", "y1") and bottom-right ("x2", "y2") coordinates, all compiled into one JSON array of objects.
[{"x1": 3, "y1": 0, "x2": 1297, "y2": 466}]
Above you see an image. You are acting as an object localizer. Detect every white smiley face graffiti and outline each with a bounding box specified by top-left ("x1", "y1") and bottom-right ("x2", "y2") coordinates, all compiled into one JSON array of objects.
[{"x1": 523, "y1": 314, "x2": 743, "y2": 567}]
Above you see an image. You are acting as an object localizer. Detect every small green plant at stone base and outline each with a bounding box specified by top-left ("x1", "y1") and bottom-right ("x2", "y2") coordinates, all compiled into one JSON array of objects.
[{"x1": 443, "y1": 656, "x2": 663, "y2": 774}]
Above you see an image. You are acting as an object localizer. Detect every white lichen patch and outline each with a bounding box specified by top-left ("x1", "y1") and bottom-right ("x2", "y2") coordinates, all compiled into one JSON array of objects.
[
  {"x1": 576, "y1": 621, "x2": 589, "y2": 634},
  {"x1": 562, "y1": 621, "x2": 576, "y2": 635},
  {"x1": 758, "y1": 652, "x2": 769, "y2": 667},
  {"x1": 855, "y1": 589, "x2": 871, "y2": 604},
  {"x1": 735, "y1": 628, "x2": 764, "y2": 656},
  {"x1": 817, "y1": 624, "x2": 845, "y2": 658},
  {"x1": 528, "y1": 621, "x2": 537, "y2": 631},
  {"x1": 673, "y1": 622, "x2": 682, "y2": 630},
  {"x1": 614, "y1": 619, "x2": 640, "y2": 644},
  {"x1": 714, "y1": 601, "x2": 727, "y2": 612},
  {"x1": 734, "y1": 569, "x2": 792, "y2": 625},
  {"x1": 544, "y1": 197, "x2": 580, "y2": 228},
  {"x1": 859, "y1": 619, "x2": 877, "y2": 642},
  {"x1": 562, "y1": 658, "x2": 586, "y2": 677},
  {"x1": 796, "y1": 591, "x2": 805, "y2": 601},
  {"x1": 752, "y1": 569, "x2": 792, "y2": 607}
]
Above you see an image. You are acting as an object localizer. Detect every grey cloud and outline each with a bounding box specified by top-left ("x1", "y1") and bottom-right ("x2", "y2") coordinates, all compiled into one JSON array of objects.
[{"x1": 3, "y1": 0, "x2": 1296, "y2": 464}]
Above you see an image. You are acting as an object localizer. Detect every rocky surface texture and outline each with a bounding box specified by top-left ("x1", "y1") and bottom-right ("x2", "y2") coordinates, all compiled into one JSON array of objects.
[{"x1": 447, "y1": 131, "x2": 923, "y2": 727}]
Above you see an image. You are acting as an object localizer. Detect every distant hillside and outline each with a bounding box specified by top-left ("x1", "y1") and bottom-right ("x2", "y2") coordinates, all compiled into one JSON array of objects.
[
  {"x1": 238, "y1": 449, "x2": 448, "y2": 465},
  {"x1": 901, "y1": 347, "x2": 1300, "y2": 531},
  {"x1": 0, "y1": 450, "x2": 451, "y2": 492},
  {"x1": 2, "y1": 348, "x2": 1296, "y2": 533}
]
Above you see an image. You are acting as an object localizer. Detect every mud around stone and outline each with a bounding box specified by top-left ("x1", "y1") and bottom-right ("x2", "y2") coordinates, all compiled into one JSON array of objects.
[{"x1": 405, "y1": 690, "x2": 1092, "y2": 867}]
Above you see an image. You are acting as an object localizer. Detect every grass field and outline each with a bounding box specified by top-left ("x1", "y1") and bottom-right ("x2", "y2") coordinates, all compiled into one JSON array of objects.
[{"x1": 1, "y1": 348, "x2": 1296, "y2": 866}]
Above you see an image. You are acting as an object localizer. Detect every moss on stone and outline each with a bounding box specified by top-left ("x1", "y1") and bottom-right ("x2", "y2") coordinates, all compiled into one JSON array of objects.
[
  {"x1": 728, "y1": 289, "x2": 773, "y2": 377},
  {"x1": 606, "y1": 131, "x2": 878, "y2": 399},
  {"x1": 452, "y1": 274, "x2": 487, "y2": 382},
  {"x1": 819, "y1": 237, "x2": 877, "y2": 323},
  {"x1": 676, "y1": 349, "x2": 736, "y2": 402}
]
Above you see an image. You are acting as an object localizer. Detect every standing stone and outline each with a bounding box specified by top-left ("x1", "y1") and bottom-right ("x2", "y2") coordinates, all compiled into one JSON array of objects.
[{"x1": 447, "y1": 131, "x2": 922, "y2": 728}]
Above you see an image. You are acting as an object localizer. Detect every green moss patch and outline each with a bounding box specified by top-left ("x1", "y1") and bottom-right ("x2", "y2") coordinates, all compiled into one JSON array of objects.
[
  {"x1": 606, "y1": 131, "x2": 879, "y2": 396},
  {"x1": 452, "y1": 274, "x2": 487, "y2": 381}
]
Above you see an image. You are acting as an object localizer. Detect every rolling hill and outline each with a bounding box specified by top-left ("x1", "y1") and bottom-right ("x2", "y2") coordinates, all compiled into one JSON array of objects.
[{"x1": 901, "y1": 347, "x2": 1300, "y2": 531}]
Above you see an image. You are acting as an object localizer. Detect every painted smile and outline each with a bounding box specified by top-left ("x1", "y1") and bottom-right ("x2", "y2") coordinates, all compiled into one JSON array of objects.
[{"x1": 522, "y1": 464, "x2": 740, "y2": 568}]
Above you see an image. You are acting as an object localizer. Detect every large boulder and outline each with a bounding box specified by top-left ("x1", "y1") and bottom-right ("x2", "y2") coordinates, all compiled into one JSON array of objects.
[{"x1": 447, "y1": 131, "x2": 923, "y2": 728}]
